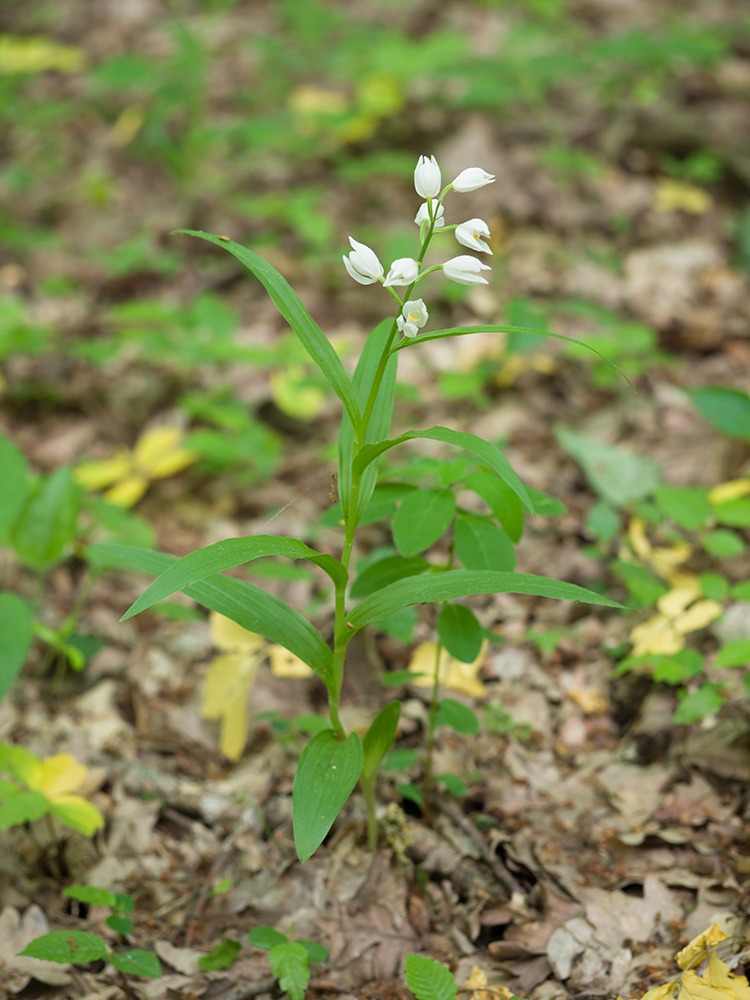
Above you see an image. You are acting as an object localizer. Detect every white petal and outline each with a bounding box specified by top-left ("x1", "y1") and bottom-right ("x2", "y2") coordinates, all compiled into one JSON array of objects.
[
  {"x1": 343, "y1": 254, "x2": 377, "y2": 284},
  {"x1": 383, "y1": 257, "x2": 419, "y2": 287},
  {"x1": 347, "y1": 236, "x2": 383, "y2": 278},
  {"x1": 452, "y1": 167, "x2": 495, "y2": 193},
  {"x1": 414, "y1": 155, "x2": 442, "y2": 199}
]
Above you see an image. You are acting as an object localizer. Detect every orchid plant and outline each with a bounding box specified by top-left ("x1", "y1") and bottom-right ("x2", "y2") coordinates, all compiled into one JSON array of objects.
[{"x1": 95, "y1": 154, "x2": 620, "y2": 862}]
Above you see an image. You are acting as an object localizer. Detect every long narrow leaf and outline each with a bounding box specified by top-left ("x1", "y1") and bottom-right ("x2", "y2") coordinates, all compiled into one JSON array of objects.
[
  {"x1": 92, "y1": 544, "x2": 333, "y2": 686},
  {"x1": 345, "y1": 569, "x2": 622, "y2": 635},
  {"x1": 353, "y1": 426, "x2": 533, "y2": 513},
  {"x1": 392, "y1": 324, "x2": 632, "y2": 389},
  {"x1": 121, "y1": 536, "x2": 346, "y2": 619},
  {"x1": 339, "y1": 318, "x2": 398, "y2": 521},
  {"x1": 175, "y1": 231, "x2": 362, "y2": 428}
]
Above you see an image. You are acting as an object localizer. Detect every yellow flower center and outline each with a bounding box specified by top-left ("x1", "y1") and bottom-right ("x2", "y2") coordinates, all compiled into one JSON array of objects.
[{"x1": 408, "y1": 313, "x2": 418, "y2": 322}]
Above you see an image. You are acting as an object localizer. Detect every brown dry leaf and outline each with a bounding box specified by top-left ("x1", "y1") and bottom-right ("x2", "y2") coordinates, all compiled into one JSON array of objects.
[
  {"x1": 0, "y1": 905, "x2": 72, "y2": 992},
  {"x1": 460, "y1": 965, "x2": 516, "y2": 1000}
]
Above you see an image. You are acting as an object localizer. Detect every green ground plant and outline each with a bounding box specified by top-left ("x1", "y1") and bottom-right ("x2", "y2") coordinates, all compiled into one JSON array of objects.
[
  {"x1": 246, "y1": 926, "x2": 329, "y2": 1000},
  {"x1": 97, "y1": 155, "x2": 621, "y2": 861}
]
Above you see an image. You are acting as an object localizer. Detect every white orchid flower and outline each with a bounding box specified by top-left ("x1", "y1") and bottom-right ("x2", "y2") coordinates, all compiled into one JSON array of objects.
[
  {"x1": 383, "y1": 257, "x2": 419, "y2": 287},
  {"x1": 455, "y1": 218, "x2": 492, "y2": 254},
  {"x1": 452, "y1": 167, "x2": 495, "y2": 193},
  {"x1": 397, "y1": 298, "x2": 429, "y2": 338},
  {"x1": 414, "y1": 202, "x2": 445, "y2": 227},
  {"x1": 442, "y1": 255, "x2": 491, "y2": 285},
  {"x1": 342, "y1": 237, "x2": 384, "y2": 285},
  {"x1": 414, "y1": 155, "x2": 441, "y2": 199}
]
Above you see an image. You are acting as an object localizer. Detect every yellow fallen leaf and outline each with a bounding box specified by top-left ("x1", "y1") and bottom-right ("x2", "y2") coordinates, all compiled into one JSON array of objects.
[
  {"x1": 655, "y1": 179, "x2": 713, "y2": 215},
  {"x1": 289, "y1": 85, "x2": 348, "y2": 115},
  {"x1": 201, "y1": 652, "x2": 259, "y2": 760},
  {"x1": 495, "y1": 352, "x2": 556, "y2": 387},
  {"x1": 0, "y1": 35, "x2": 85, "y2": 74},
  {"x1": 650, "y1": 543, "x2": 692, "y2": 580},
  {"x1": 104, "y1": 474, "x2": 149, "y2": 508},
  {"x1": 640, "y1": 984, "x2": 678, "y2": 1000},
  {"x1": 270, "y1": 367, "x2": 326, "y2": 419},
  {"x1": 209, "y1": 611, "x2": 265, "y2": 653},
  {"x1": 109, "y1": 105, "x2": 145, "y2": 148},
  {"x1": 407, "y1": 641, "x2": 487, "y2": 698},
  {"x1": 675, "y1": 925, "x2": 729, "y2": 970},
  {"x1": 569, "y1": 687, "x2": 609, "y2": 716},
  {"x1": 706, "y1": 954, "x2": 750, "y2": 1000},
  {"x1": 708, "y1": 480, "x2": 750, "y2": 505},
  {"x1": 628, "y1": 517, "x2": 652, "y2": 561},
  {"x1": 5, "y1": 748, "x2": 105, "y2": 837},
  {"x1": 630, "y1": 573, "x2": 722, "y2": 657},
  {"x1": 134, "y1": 426, "x2": 196, "y2": 478},
  {"x1": 460, "y1": 966, "x2": 515, "y2": 1000},
  {"x1": 678, "y1": 968, "x2": 735, "y2": 1000},
  {"x1": 268, "y1": 645, "x2": 313, "y2": 678}
]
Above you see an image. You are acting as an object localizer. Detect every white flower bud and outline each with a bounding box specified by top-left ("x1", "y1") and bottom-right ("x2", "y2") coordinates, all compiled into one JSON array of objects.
[
  {"x1": 451, "y1": 167, "x2": 495, "y2": 193},
  {"x1": 414, "y1": 155, "x2": 442, "y2": 199},
  {"x1": 455, "y1": 218, "x2": 492, "y2": 254},
  {"x1": 383, "y1": 257, "x2": 419, "y2": 288},
  {"x1": 342, "y1": 237, "x2": 384, "y2": 285},
  {"x1": 414, "y1": 202, "x2": 445, "y2": 227},
  {"x1": 442, "y1": 255, "x2": 491, "y2": 285}
]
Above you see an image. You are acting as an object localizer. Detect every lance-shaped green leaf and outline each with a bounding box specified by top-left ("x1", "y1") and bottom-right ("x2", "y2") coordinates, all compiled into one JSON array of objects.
[
  {"x1": 391, "y1": 324, "x2": 632, "y2": 388},
  {"x1": 11, "y1": 466, "x2": 81, "y2": 569},
  {"x1": 339, "y1": 318, "x2": 398, "y2": 521},
  {"x1": 437, "y1": 604, "x2": 484, "y2": 663},
  {"x1": 362, "y1": 701, "x2": 401, "y2": 786},
  {"x1": 176, "y1": 231, "x2": 361, "y2": 431},
  {"x1": 463, "y1": 468, "x2": 524, "y2": 542},
  {"x1": 121, "y1": 536, "x2": 346, "y2": 619},
  {"x1": 354, "y1": 426, "x2": 533, "y2": 513},
  {"x1": 0, "y1": 593, "x2": 34, "y2": 704},
  {"x1": 344, "y1": 570, "x2": 622, "y2": 636},
  {"x1": 454, "y1": 513, "x2": 515, "y2": 571},
  {"x1": 350, "y1": 555, "x2": 430, "y2": 599},
  {"x1": 91, "y1": 544, "x2": 333, "y2": 686},
  {"x1": 292, "y1": 730, "x2": 363, "y2": 862}
]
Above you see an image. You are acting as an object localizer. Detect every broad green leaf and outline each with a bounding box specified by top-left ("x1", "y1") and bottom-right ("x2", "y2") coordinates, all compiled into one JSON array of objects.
[
  {"x1": 437, "y1": 605, "x2": 484, "y2": 663},
  {"x1": 114, "y1": 893, "x2": 134, "y2": 914},
  {"x1": 248, "y1": 926, "x2": 287, "y2": 950},
  {"x1": 393, "y1": 489, "x2": 456, "y2": 557},
  {"x1": 377, "y1": 607, "x2": 418, "y2": 643},
  {"x1": 177, "y1": 232, "x2": 361, "y2": 431},
  {"x1": 673, "y1": 683, "x2": 724, "y2": 725},
  {"x1": 556, "y1": 426, "x2": 660, "y2": 508},
  {"x1": 463, "y1": 469, "x2": 524, "y2": 541},
  {"x1": 653, "y1": 649, "x2": 704, "y2": 684},
  {"x1": 49, "y1": 796, "x2": 104, "y2": 836},
  {"x1": 436, "y1": 699, "x2": 479, "y2": 735},
  {"x1": 109, "y1": 950, "x2": 161, "y2": 978},
  {"x1": 90, "y1": 544, "x2": 333, "y2": 687},
  {"x1": 0, "y1": 789, "x2": 48, "y2": 829},
  {"x1": 715, "y1": 640, "x2": 750, "y2": 669},
  {"x1": 530, "y1": 489, "x2": 566, "y2": 516},
  {"x1": 362, "y1": 702, "x2": 401, "y2": 785},
  {"x1": 0, "y1": 433, "x2": 27, "y2": 540},
  {"x1": 399, "y1": 783, "x2": 424, "y2": 809},
  {"x1": 655, "y1": 486, "x2": 710, "y2": 531},
  {"x1": 611, "y1": 560, "x2": 668, "y2": 607},
  {"x1": 700, "y1": 573, "x2": 728, "y2": 601},
  {"x1": 382, "y1": 748, "x2": 420, "y2": 771},
  {"x1": 64, "y1": 885, "x2": 118, "y2": 908},
  {"x1": 689, "y1": 386, "x2": 750, "y2": 440},
  {"x1": 438, "y1": 774, "x2": 467, "y2": 797},
  {"x1": 339, "y1": 318, "x2": 398, "y2": 521},
  {"x1": 20, "y1": 930, "x2": 108, "y2": 963},
  {"x1": 269, "y1": 941, "x2": 310, "y2": 1000},
  {"x1": 107, "y1": 915, "x2": 134, "y2": 935},
  {"x1": 11, "y1": 466, "x2": 81, "y2": 568},
  {"x1": 454, "y1": 514, "x2": 515, "y2": 571},
  {"x1": 292, "y1": 730, "x2": 363, "y2": 862},
  {"x1": 703, "y1": 530, "x2": 744, "y2": 557},
  {"x1": 351, "y1": 555, "x2": 430, "y2": 599},
  {"x1": 354, "y1": 426, "x2": 533, "y2": 513},
  {"x1": 734, "y1": 581, "x2": 750, "y2": 599},
  {"x1": 121, "y1": 536, "x2": 346, "y2": 619},
  {"x1": 0, "y1": 592, "x2": 34, "y2": 703},
  {"x1": 298, "y1": 941, "x2": 328, "y2": 963},
  {"x1": 392, "y1": 324, "x2": 629, "y2": 387},
  {"x1": 345, "y1": 570, "x2": 621, "y2": 636},
  {"x1": 713, "y1": 499, "x2": 750, "y2": 527},
  {"x1": 404, "y1": 953, "x2": 457, "y2": 1000},
  {"x1": 198, "y1": 939, "x2": 242, "y2": 971},
  {"x1": 586, "y1": 502, "x2": 620, "y2": 542}
]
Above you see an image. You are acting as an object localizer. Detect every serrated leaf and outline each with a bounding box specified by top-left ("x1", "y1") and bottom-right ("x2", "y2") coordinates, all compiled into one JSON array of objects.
[
  {"x1": 20, "y1": 930, "x2": 108, "y2": 963},
  {"x1": 362, "y1": 702, "x2": 400, "y2": 785},
  {"x1": 63, "y1": 886, "x2": 118, "y2": 908},
  {"x1": 269, "y1": 941, "x2": 310, "y2": 1000},
  {"x1": 198, "y1": 939, "x2": 242, "y2": 971},
  {"x1": 177, "y1": 232, "x2": 361, "y2": 432},
  {"x1": 0, "y1": 592, "x2": 34, "y2": 703},
  {"x1": 344, "y1": 569, "x2": 622, "y2": 636},
  {"x1": 248, "y1": 926, "x2": 288, "y2": 950},
  {"x1": 393, "y1": 489, "x2": 456, "y2": 557},
  {"x1": 454, "y1": 514, "x2": 515, "y2": 572},
  {"x1": 437, "y1": 605, "x2": 484, "y2": 663},
  {"x1": 90, "y1": 544, "x2": 333, "y2": 688},
  {"x1": 121, "y1": 536, "x2": 347, "y2": 619},
  {"x1": 436, "y1": 699, "x2": 479, "y2": 735},
  {"x1": 292, "y1": 731, "x2": 363, "y2": 862},
  {"x1": 109, "y1": 950, "x2": 161, "y2": 978},
  {"x1": 405, "y1": 953, "x2": 457, "y2": 1000}
]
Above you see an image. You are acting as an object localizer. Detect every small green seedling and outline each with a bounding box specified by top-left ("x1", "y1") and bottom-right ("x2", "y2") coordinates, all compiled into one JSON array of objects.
[
  {"x1": 404, "y1": 953, "x2": 522, "y2": 1000},
  {"x1": 18, "y1": 924, "x2": 160, "y2": 980},
  {"x1": 64, "y1": 885, "x2": 135, "y2": 936},
  {"x1": 248, "y1": 926, "x2": 328, "y2": 1000}
]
